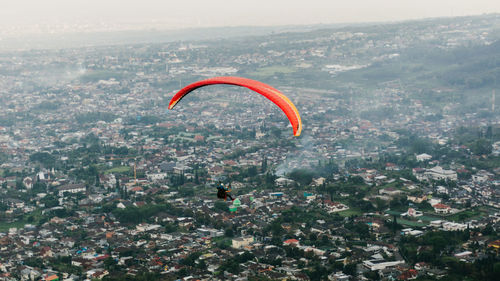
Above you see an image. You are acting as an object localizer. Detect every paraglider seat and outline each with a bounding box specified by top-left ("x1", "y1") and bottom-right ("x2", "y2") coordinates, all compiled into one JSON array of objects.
[{"x1": 217, "y1": 189, "x2": 226, "y2": 199}]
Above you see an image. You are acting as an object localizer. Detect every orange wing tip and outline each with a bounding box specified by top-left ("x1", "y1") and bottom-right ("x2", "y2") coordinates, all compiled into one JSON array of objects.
[
  {"x1": 294, "y1": 126, "x2": 302, "y2": 137},
  {"x1": 168, "y1": 100, "x2": 179, "y2": 109},
  {"x1": 294, "y1": 129, "x2": 302, "y2": 137}
]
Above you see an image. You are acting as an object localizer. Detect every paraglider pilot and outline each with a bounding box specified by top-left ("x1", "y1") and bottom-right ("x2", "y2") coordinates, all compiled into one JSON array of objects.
[{"x1": 217, "y1": 182, "x2": 234, "y2": 201}]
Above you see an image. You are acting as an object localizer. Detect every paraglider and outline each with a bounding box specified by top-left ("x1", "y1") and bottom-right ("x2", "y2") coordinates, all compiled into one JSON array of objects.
[
  {"x1": 169, "y1": 77, "x2": 302, "y2": 202},
  {"x1": 216, "y1": 182, "x2": 234, "y2": 201},
  {"x1": 168, "y1": 76, "x2": 302, "y2": 137}
]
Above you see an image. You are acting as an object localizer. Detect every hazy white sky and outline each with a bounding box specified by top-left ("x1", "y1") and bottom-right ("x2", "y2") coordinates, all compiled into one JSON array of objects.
[{"x1": 1, "y1": 0, "x2": 499, "y2": 32}]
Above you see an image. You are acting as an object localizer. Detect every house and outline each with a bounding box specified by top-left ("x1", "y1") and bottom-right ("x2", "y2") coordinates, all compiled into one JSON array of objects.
[
  {"x1": 5, "y1": 198, "x2": 25, "y2": 209},
  {"x1": 401, "y1": 228, "x2": 424, "y2": 236},
  {"x1": 23, "y1": 177, "x2": 33, "y2": 189},
  {"x1": 425, "y1": 166, "x2": 457, "y2": 181},
  {"x1": 401, "y1": 208, "x2": 423, "y2": 217},
  {"x1": 407, "y1": 195, "x2": 427, "y2": 204},
  {"x1": 436, "y1": 186, "x2": 448, "y2": 194},
  {"x1": 302, "y1": 246, "x2": 326, "y2": 256},
  {"x1": 416, "y1": 153, "x2": 432, "y2": 162},
  {"x1": 283, "y1": 239, "x2": 300, "y2": 246},
  {"x1": 44, "y1": 274, "x2": 59, "y2": 281},
  {"x1": 363, "y1": 259, "x2": 405, "y2": 271},
  {"x1": 398, "y1": 269, "x2": 418, "y2": 280},
  {"x1": 454, "y1": 251, "x2": 473, "y2": 259},
  {"x1": 312, "y1": 177, "x2": 326, "y2": 186},
  {"x1": 275, "y1": 177, "x2": 294, "y2": 186},
  {"x1": 328, "y1": 272, "x2": 350, "y2": 281},
  {"x1": 57, "y1": 183, "x2": 86, "y2": 196},
  {"x1": 91, "y1": 270, "x2": 109, "y2": 279},
  {"x1": 136, "y1": 223, "x2": 162, "y2": 232},
  {"x1": 146, "y1": 172, "x2": 167, "y2": 182},
  {"x1": 385, "y1": 163, "x2": 399, "y2": 171},
  {"x1": 130, "y1": 186, "x2": 144, "y2": 193},
  {"x1": 269, "y1": 192, "x2": 284, "y2": 198},
  {"x1": 99, "y1": 174, "x2": 116, "y2": 189},
  {"x1": 429, "y1": 220, "x2": 443, "y2": 228},
  {"x1": 442, "y1": 222, "x2": 467, "y2": 231},
  {"x1": 197, "y1": 228, "x2": 224, "y2": 238},
  {"x1": 414, "y1": 262, "x2": 429, "y2": 270},
  {"x1": 379, "y1": 187, "x2": 401, "y2": 196},
  {"x1": 472, "y1": 171, "x2": 492, "y2": 183},
  {"x1": 232, "y1": 236, "x2": 254, "y2": 249},
  {"x1": 323, "y1": 200, "x2": 349, "y2": 213},
  {"x1": 432, "y1": 203, "x2": 451, "y2": 214},
  {"x1": 40, "y1": 246, "x2": 53, "y2": 258},
  {"x1": 412, "y1": 168, "x2": 426, "y2": 181},
  {"x1": 20, "y1": 267, "x2": 42, "y2": 281}
]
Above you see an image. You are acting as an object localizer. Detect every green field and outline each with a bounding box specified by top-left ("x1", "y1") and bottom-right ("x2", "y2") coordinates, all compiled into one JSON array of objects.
[
  {"x1": 397, "y1": 219, "x2": 427, "y2": 227},
  {"x1": 385, "y1": 210, "x2": 402, "y2": 216},
  {"x1": 206, "y1": 136, "x2": 222, "y2": 141},
  {"x1": 338, "y1": 208, "x2": 363, "y2": 217},
  {"x1": 446, "y1": 209, "x2": 488, "y2": 222},
  {"x1": 0, "y1": 210, "x2": 45, "y2": 232},
  {"x1": 418, "y1": 215, "x2": 441, "y2": 222},
  {"x1": 0, "y1": 220, "x2": 27, "y2": 232},
  {"x1": 250, "y1": 66, "x2": 297, "y2": 77},
  {"x1": 170, "y1": 136, "x2": 195, "y2": 142},
  {"x1": 105, "y1": 166, "x2": 131, "y2": 174}
]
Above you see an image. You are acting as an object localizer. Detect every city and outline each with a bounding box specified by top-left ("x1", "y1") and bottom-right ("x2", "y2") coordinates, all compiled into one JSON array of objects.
[{"x1": 0, "y1": 13, "x2": 499, "y2": 281}]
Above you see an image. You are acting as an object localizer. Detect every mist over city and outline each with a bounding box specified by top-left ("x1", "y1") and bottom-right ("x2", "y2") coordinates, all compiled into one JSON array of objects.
[{"x1": 0, "y1": 2, "x2": 499, "y2": 281}]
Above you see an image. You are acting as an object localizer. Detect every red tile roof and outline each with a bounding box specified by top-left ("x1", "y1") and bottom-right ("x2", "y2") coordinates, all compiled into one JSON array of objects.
[
  {"x1": 432, "y1": 203, "x2": 450, "y2": 209},
  {"x1": 283, "y1": 239, "x2": 299, "y2": 245}
]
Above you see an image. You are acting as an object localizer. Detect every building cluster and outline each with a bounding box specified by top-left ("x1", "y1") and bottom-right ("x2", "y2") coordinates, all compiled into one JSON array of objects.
[{"x1": 0, "y1": 14, "x2": 499, "y2": 280}]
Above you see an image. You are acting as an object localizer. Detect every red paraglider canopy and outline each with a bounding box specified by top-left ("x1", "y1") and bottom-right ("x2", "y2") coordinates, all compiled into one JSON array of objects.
[{"x1": 168, "y1": 76, "x2": 302, "y2": 136}]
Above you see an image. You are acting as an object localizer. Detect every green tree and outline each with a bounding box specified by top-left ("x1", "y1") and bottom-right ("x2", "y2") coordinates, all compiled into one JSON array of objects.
[
  {"x1": 30, "y1": 152, "x2": 56, "y2": 168},
  {"x1": 471, "y1": 139, "x2": 492, "y2": 155}
]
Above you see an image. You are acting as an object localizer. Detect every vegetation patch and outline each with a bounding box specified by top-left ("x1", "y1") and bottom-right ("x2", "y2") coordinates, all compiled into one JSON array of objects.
[
  {"x1": 105, "y1": 166, "x2": 131, "y2": 174},
  {"x1": 250, "y1": 66, "x2": 297, "y2": 77}
]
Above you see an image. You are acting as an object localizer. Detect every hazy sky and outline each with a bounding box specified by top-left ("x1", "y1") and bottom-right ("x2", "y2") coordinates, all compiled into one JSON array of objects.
[{"x1": 1, "y1": 0, "x2": 500, "y2": 33}]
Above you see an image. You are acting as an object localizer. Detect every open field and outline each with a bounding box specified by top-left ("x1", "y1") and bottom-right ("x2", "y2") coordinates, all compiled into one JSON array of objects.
[
  {"x1": 0, "y1": 220, "x2": 27, "y2": 232},
  {"x1": 105, "y1": 166, "x2": 131, "y2": 174},
  {"x1": 397, "y1": 219, "x2": 427, "y2": 227},
  {"x1": 338, "y1": 208, "x2": 363, "y2": 217},
  {"x1": 250, "y1": 66, "x2": 297, "y2": 77}
]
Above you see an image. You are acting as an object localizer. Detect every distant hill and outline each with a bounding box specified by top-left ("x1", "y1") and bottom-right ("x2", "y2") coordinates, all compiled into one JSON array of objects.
[
  {"x1": 338, "y1": 40, "x2": 500, "y2": 90},
  {"x1": 434, "y1": 40, "x2": 500, "y2": 89},
  {"x1": 0, "y1": 24, "x2": 343, "y2": 52}
]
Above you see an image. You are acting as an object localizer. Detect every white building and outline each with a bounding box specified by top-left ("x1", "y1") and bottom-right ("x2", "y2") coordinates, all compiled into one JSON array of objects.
[
  {"x1": 430, "y1": 220, "x2": 443, "y2": 228},
  {"x1": 443, "y1": 222, "x2": 467, "y2": 231},
  {"x1": 146, "y1": 172, "x2": 167, "y2": 182},
  {"x1": 425, "y1": 166, "x2": 457, "y2": 181},
  {"x1": 275, "y1": 177, "x2": 295, "y2": 186},
  {"x1": 57, "y1": 184, "x2": 86, "y2": 197},
  {"x1": 23, "y1": 177, "x2": 33, "y2": 189},
  {"x1": 323, "y1": 201, "x2": 349, "y2": 213},
  {"x1": 401, "y1": 228, "x2": 424, "y2": 236},
  {"x1": 328, "y1": 272, "x2": 350, "y2": 281},
  {"x1": 433, "y1": 203, "x2": 451, "y2": 214},
  {"x1": 416, "y1": 153, "x2": 432, "y2": 162},
  {"x1": 232, "y1": 236, "x2": 254, "y2": 249},
  {"x1": 363, "y1": 259, "x2": 405, "y2": 271},
  {"x1": 402, "y1": 208, "x2": 423, "y2": 217}
]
